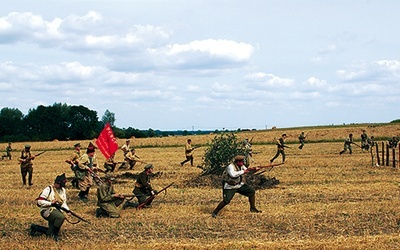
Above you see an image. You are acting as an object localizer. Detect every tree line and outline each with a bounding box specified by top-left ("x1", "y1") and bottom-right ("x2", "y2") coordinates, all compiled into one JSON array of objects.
[{"x1": 0, "y1": 103, "x2": 171, "y2": 142}]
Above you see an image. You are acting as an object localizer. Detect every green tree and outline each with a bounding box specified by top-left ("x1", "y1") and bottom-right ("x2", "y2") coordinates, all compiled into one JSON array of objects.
[
  {"x1": 101, "y1": 109, "x2": 116, "y2": 127},
  {"x1": 0, "y1": 107, "x2": 24, "y2": 141}
]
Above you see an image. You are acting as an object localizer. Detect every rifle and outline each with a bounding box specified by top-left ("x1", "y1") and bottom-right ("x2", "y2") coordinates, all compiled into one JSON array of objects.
[
  {"x1": 352, "y1": 142, "x2": 362, "y2": 148},
  {"x1": 18, "y1": 151, "x2": 46, "y2": 163},
  {"x1": 187, "y1": 146, "x2": 199, "y2": 153},
  {"x1": 59, "y1": 206, "x2": 91, "y2": 224},
  {"x1": 137, "y1": 182, "x2": 174, "y2": 210},
  {"x1": 247, "y1": 162, "x2": 284, "y2": 173}
]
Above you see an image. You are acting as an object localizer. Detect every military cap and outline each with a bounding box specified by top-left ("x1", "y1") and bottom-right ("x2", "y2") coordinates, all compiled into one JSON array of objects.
[
  {"x1": 54, "y1": 173, "x2": 67, "y2": 187},
  {"x1": 126, "y1": 139, "x2": 130, "y2": 142},
  {"x1": 144, "y1": 164, "x2": 154, "y2": 170},
  {"x1": 25, "y1": 144, "x2": 31, "y2": 148},
  {"x1": 234, "y1": 155, "x2": 245, "y2": 161},
  {"x1": 74, "y1": 143, "x2": 81, "y2": 147}
]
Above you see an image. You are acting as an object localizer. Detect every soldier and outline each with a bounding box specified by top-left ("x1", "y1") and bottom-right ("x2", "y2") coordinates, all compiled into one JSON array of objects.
[
  {"x1": 340, "y1": 133, "x2": 354, "y2": 155},
  {"x1": 128, "y1": 164, "x2": 156, "y2": 208},
  {"x1": 2, "y1": 142, "x2": 12, "y2": 160},
  {"x1": 361, "y1": 130, "x2": 369, "y2": 151},
  {"x1": 298, "y1": 132, "x2": 306, "y2": 149},
  {"x1": 180, "y1": 139, "x2": 194, "y2": 167},
  {"x1": 96, "y1": 174, "x2": 127, "y2": 218},
  {"x1": 65, "y1": 142, "x2": 81, "y2": 188},
  {"x1": 75, "y1": 143, "x2": 99, "y2": 202},
  {"x1": 120, "y1": 139, "x2": 131, "y2": 155},
  {"x1": 118, "y1": 148, "x2": 140, "y2": 170},
  {"x1": 104, "y1": 152, "x2": 117, "y2": 173},
  {"x1": 242, "y1": 138, "x2": 254, "y2": 166},
  {"x1": 18, "y1": 144, "x2": 35, "y2": 187},
  {"x1": 30, "y1": 173, "x2": 71, "y2": 241},
  {"x1": 270, "y1": 134, "x2": 289, "y2": 163},
  {"x1": 211, "y1": 155, "x2": 261, "y2": 218},
  {"x1": 388, "y1": 136, "x2": 399, "y2": 148}
]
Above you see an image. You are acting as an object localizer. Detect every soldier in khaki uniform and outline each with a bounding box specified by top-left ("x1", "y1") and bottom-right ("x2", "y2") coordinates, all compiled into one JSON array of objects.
[
  {"x1": 65, "y1": 143, "x2": 81, "y2": 188},
  {"x1": 18, "y1": 144, "x2": 35, "y2": 187},
  {"x1": 2, "y1": 142, "x2": 12, "y2": 160},
  {"x1": 75, "y1": 143, "x2": 99, "y2": 201},
  {"x1": 180, "y1": 139, "x2": 194, "y2": 166},
  {"x1": 96, "y1": 174, "x2": 127, "y2": 218},
  {"x1": 104, "y1": 152, "x2": 117, "y2": 173}
]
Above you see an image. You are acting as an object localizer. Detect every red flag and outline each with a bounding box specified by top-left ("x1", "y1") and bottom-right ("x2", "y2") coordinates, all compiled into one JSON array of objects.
[{"x1": 95, "y1": 123, "x2": 119, "y2": 159}]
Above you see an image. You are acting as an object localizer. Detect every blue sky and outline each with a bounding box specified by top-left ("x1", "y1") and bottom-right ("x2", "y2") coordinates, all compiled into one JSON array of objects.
[{"x1": 0, "y1": 1, "x2": 399, "y2": 130}]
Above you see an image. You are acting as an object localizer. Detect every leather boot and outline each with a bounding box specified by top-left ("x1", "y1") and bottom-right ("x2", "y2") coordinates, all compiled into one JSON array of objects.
[
  {"x1": 30, "y1": 224, "x2": 48, "y2": 236},
  {"x1": 249, "y1": 195, "x2": 262, "y2": 213},
  {"x1": 51, "y1": 226, "x2": 61, "y2": 241},
  {"x1": 212, "y1": 201, "x2": 227, "y2": 218}
]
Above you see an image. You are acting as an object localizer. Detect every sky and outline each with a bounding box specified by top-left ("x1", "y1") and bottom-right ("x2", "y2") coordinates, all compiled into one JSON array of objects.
[{"x1": 0, "y1": 1, "x2": 399, "y2": 131}]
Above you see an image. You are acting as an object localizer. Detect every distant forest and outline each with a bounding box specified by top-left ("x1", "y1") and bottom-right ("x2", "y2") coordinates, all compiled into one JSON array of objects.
[{"x1": 0, "y1": 103, "x2": 229, "y2": 142}]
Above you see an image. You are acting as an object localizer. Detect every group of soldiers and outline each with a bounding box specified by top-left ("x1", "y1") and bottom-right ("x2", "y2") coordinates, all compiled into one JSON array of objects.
[{"x1": 25, "y1": 140, "x2": 160, "y2": 241}]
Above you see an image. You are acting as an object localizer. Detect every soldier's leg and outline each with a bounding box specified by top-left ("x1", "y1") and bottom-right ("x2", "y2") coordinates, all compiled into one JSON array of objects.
[
  {"x1": 270, "y1": 150, "x2": 280, "y2": 163},
  {"x1": 21, "y1": 168, "x2": 27, "y2": 186},
  {"x1": 101, "y1": 203, "x2": 120, "y2": 218},
  {"x1": 28, "y1": 166, "x2": 33, "y2": 186},
  {"x1": 281, "y1": 150, "x2": 286, "y2": 163},
  {"x1": 45, "y1": 209, "x2": 65, "y2": 241},
  {"x1": 212, "y1": 189, "x2": 236, "y2": 217}
]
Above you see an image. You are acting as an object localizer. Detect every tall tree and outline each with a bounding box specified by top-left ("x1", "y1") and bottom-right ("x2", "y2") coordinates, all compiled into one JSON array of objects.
[
  {"x1": 101, "y1": 109, "x2": 116, "y2": 127},
  {"x1": 0, "y1": 107, "x2": 24, "y2": 141}
]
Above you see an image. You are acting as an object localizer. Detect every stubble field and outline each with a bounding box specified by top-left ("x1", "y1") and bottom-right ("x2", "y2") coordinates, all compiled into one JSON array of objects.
[{"x1": 0, "y1": 124, "x2": 400, "y2": 249}]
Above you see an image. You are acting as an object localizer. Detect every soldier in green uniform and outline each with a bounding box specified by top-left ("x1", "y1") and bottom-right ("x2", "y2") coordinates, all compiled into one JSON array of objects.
[
  {"x1": 340, "y1": 133, "x2": 354, "y2": 155},
  {"x1": 270, "y1": 134, "x2": 289, "y2": 163},
  {"x1": 18, "y1": 144, "x2": 35, "y2": 187},
  {"x1": 95, "y1": 174, "x2": 127, "y2": 218},
  {"x1": 125, "y1": 164, "x2": 156, "y2": 208},
  {"x1": 211, "y1": 155, "x2": 261, "y2": 218},
  {"x1": 30, "y1": 173, "x2": 71, "y2": 241},
  {"x1": 298, "y1": 132, "x2": 306, "y2": 149},
  {"x1": 2, "y1": 142, "x2": 12, "y2": 160}
]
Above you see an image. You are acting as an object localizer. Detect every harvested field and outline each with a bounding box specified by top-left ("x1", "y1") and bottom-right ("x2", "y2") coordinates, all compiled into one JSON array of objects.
[{"x1": 0, "y1": 123, "x2": 400, "y2": 249}]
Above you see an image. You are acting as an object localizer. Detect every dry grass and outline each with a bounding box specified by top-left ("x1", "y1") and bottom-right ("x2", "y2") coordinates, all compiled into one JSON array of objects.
[{"x1": 1, "y1": 124, "x2": 400, "y2": 249}]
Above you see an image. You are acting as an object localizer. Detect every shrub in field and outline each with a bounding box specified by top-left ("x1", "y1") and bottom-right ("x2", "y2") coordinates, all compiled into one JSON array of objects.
[{"x1": 200, "y1": 133, "x2": 246, "y2": 176}]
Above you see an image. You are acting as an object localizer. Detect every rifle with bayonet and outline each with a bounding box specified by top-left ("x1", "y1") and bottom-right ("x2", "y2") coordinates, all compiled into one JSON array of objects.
[
  {"x1": 18, "y1": 151, "x2": 46, "y2": 164},
  {"x1": 137, "y1": 182, "x2": 174, "y2": 210}
]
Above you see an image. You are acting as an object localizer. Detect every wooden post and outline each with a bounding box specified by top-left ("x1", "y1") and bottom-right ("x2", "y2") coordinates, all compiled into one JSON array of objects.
[
  {"x1": 393, "y1": 147, "x2": 396, "y2": 168},
  {"x1": 381, "y1": 142, "x2": 385, "y2": 166},
  {"x1": 376, "y1": 142, "x2": 380, "y2": 166},
  {"x1": 386, "y1": 143, "x2": 390, "y2": 166}
]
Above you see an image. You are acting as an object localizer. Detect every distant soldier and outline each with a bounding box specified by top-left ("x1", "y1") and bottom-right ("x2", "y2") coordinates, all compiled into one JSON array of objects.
[
  {"x1": 298, "y1": 132, "x2": 306, "y2": 149},
  {"x1": 120, "y1": 139, "x2": 131, "y2": 155},
  {"x1": 361, "y1": 130, "x2": 369, "y2": 151},
  {"x1": 18, "y1": 144, "x2": 35, "y2": 187},
  {"x1": 242, "y1": 138, "x2": 254, "y2": 166},
  {"x1": 119, "y1": 148, "x2": 141, "y2": 170},
  {"x1": 30, "y1": 173, "x2": 71, "y2": 241},
  {"x1": 96, "y1": 174, "x2": 127, "y2": 218},
  {"x1": 388, "y1": 136, "x2": 399, "y2": 148},
  {"x1": 340, "y1": 133, "x2": 354, "y2": 155},
  {"x1": 270, "y1": 134, "x2": 289, "y2": 163},
  {"x1": 180, "y1": 139, "x2": 194, "y2": 167},
  {"x1": 104, "y1": 152, "x2": 117, "y2": 173},
  {"x1": 65, "y1": 143, "x2": 81, "y2": 188},
  {"x1": 75, "y1": 143, "x2": 99, "y2": 202},
  {"x1": 2, "y1": 142, "x2": 12, "y2": 160}
]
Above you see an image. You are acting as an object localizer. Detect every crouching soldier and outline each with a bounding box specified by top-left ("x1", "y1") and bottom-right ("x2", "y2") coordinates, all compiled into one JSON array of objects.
[
  {"x1": 30, "y1": 173, "x2": 71, "y2": 241},
  {"x1": 124, "y1": 164, "x2": 156, "y2": 209},
  {"x1": 96, "y1": 174, "x2": 129, "y2": 218}
]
